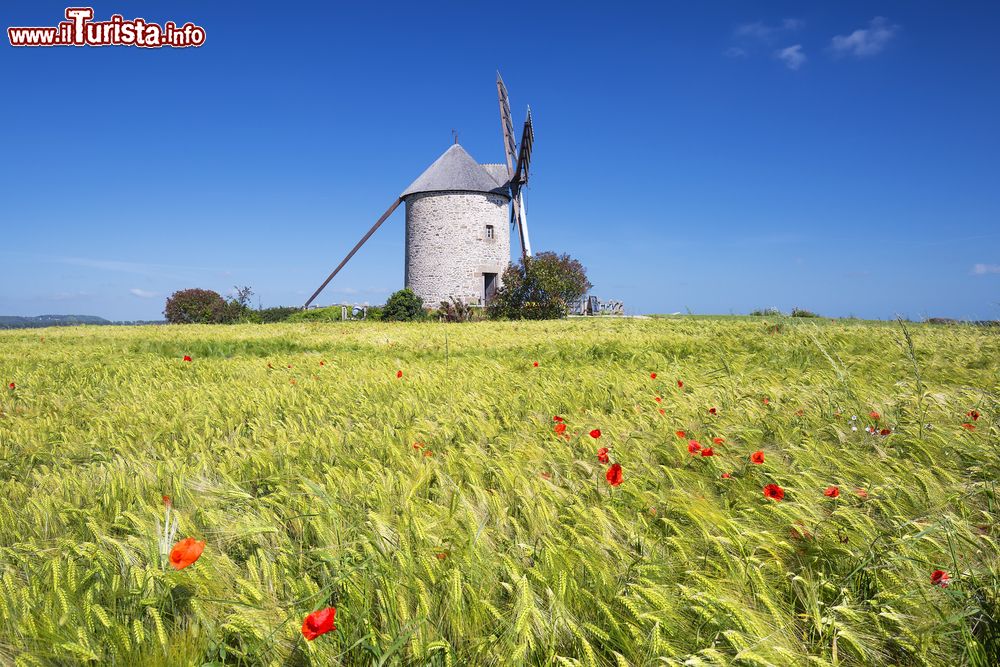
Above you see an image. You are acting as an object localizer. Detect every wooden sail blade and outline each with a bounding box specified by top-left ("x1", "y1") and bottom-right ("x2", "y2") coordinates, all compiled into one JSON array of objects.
[
  {"x1": 496, "y1": 72, "x2": 517, "y2": 179},
  {"x1": 513, "y1": 108, "x2": 534, "y2": 186}
]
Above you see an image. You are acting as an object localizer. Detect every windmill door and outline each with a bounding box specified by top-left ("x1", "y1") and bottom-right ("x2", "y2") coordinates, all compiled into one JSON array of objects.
[{"x1": 484, "y1": 273, "x2": 498, "y2": 302}]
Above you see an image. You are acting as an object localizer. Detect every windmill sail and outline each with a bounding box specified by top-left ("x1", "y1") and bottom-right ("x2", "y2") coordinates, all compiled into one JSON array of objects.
[
  {"x1": 496, "y1": 73, "x2": 518, "y2": 179},
  {"x1": 497, "y1": 74, "x2": 533, "y2": 260},
  {"x1": 513, "y1": 109, "x2": 533, "y2": 187}
]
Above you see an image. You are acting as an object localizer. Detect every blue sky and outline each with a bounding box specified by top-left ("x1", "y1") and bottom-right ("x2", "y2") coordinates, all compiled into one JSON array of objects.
[{"x1": 1, "y1": 1, "x2": 998, "y2": 320}]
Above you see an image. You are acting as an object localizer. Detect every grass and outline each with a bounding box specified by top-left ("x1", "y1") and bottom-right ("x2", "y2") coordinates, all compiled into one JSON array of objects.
[{"x1": 0, "y1": 317, "x2": 997, "y2": 666}]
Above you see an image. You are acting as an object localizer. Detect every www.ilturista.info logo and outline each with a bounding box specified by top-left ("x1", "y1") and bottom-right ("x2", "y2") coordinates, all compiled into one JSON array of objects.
[{"x1": 8, "y1": 7, "x2": 206, "y2": 48}]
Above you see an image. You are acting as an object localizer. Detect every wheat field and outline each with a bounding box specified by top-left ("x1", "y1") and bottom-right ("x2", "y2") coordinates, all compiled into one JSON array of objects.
[{"x1": 0, "y1": 318, "x2": 997, "y2": 666}]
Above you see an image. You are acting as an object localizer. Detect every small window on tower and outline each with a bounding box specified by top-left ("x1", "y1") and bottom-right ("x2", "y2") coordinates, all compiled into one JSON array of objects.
[{"x1": 485, "y1": 225, "x2": 494, "y2": 239}]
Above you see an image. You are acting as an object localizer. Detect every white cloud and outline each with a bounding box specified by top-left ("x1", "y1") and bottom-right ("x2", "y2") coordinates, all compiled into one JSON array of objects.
[
  {"x1": 736, "y1": 18, "x2": 803, "y2": 40},
  {"x1": 972, "y1": 264, "x2": 1000, "y2": 275},
  {"x1": 775, "y1": 44, "x2": 807, "y2": 70},
  {"x1": 129, "y1": 288, "x2": 158, "y2": 298},
  {"x1": 831, "y1": 17, "x2": 899, "y2": 58}
]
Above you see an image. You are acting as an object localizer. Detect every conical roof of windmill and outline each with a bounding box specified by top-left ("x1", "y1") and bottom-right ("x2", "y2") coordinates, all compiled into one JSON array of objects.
[{"x1": 401, "y1": 144, "x2": 510, "y2": 198}]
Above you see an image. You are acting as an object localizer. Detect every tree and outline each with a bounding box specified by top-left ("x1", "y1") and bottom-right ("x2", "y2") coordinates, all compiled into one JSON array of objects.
[
  {"x1": 232, "y1": 285, "x2": 253, "y2": 308},
  {"x1": 487, "y1": 251, "x2": 592, "y2": 320},
  {"x1": 382, "y1": 288, "x2": 425, "y2": 321},
  {"x1": 221, "y1": 285, "x2": 256, "y2": 323},
  {"x1": 164, "y1": 289, "x2": 227, "y2": 324}
]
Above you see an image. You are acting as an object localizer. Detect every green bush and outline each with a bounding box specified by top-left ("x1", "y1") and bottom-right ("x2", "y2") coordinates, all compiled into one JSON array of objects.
[
  {"x1": 750, "y1": 308, "x2": 784, "y2": 317},
  {"x1": 488, "y1": 251, "x2": 591, "y2": 320},
  {"x1": 221, "y1": 301, "x2": 259, "y2": 324},
  {"x1": 791, "y1": 307, "x2": 820, "y2": 318},
  {"x1": 164, "y1": 289, "x2": 227, "y2": 324},
  {"x1": 258, "y1": 306, "x2": 300, "y2": 323},
  {"x1": 286, "y1": 306, "x2": 344, "y2": 323},
  {"x1": 382, "y1": 288, "x2": 425, "y2": 322}
]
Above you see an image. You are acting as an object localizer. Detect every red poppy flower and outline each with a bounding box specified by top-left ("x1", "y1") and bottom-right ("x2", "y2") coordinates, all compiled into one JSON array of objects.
[
  {"x1": 301, "y1": 607, "x2": 336, "y2": 640},
  {"x1": 930, "y1": 570, "x2": 950, "y2": 588},
  {"x1": 320, "y1": 361, "x2": 325, "y2": 366},
  {"x1": 701, "y1": 447, "x2": 715, "y2": 457},
  {"x1": 169, "y1": 538, "x2": 205, "y2": 570},
  {"x1": 654, "y1": 396, "x2": 662, "y2": 403},
  {"x1": 763, "y1": 484, "x2": 784, "y2": 501},
  {"x1": 6, "y1": 382, "x2": 13, "y2": 390},
  {"x1": 879, "y1": 428, "x2": 891, "y2": 436},
  {"x1": 763, "y1": 397, "x2": 770, "y2": 405},
  {"x1": 606, "y1": 463, "x2": 623, "y2": 486},
  {"x1": 589, "y1": 429, "x2": 602, "y2": 439},
  {"x1": 712, "y1": 437, "x2": 724, "y2": 445},
  {"x1": 412, "y1": 442, "x2": 424, "y2": 450},
  {"x1": 675, "y1": 430, "x2": 686, "y2": 438},
  {"x1": 554, "y1": 423, "x2": 567, "y2": 435},
  {"x1": 541, "y1": 472, "x2": 551, "y2": 480},
  {"x1": 795, "y1": 409, "x2": 804, "y2": 417},
  {"x1": 423, "y1": 449, "x2": 433, "y2": 457},
  {"x1": 435, "y1": 552, "x2": 448, "y2": 560},
  {"x1": 967, "y1": 410, "x2": 980, "y2": 421},
  {"x1": 533, "y1": 361, "x2": 539, "y2": 367},
  {"x1": 396, "y1": 370, "x2": 403, "y2": 378},
  {"x1": 597, "y1": 447, "x2": 610, "y2": 463},
  {"x1": 961, "y1": 423, "x2": 975, "y2": 431},
  {"x1": 650, "y1": 372, "x2": 657, "y2": 379},
  {"x1": 287, "y1": 364, "x2": 293, "y2": 368},
  {"x1": 677, "y1": 380, "x2": 684, "y2": 388},
  {"x1": 553, "y1": 415, "x2": 564, "y2": 422},
  {"x1": 721, "y1": 472, "x2": 732, "y2": 479},
  {"x1": 658, "y1": 408, "x2": 665, "y2": 415},
  {"x1": 708, "y1": 407, "x2": 717, "y2": 415},
  {"x1": 183, "y1": 355, "x2": 192, "y2": 362},
  {"x1": 824, "y1": 486, "x2": 840, "y2": 498},
  {"x1": 688, "y1": 440, "x2": 701, "y2": 454},
  {"x1": 750, "y1": 450, "x2": 765, "y2": 465},
  {"x1": 869, "y1": 411, "x2": 881, "y2": 420},
  {"x1": 854, "y1": 488, "x2": 869, "y2": 499},
  {"x1": 162, "y1": 495, "x2": 172, "y2": 507}
]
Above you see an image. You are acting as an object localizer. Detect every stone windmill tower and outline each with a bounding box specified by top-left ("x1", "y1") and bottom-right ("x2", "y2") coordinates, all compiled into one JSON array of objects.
[
  {"x1": 401, "y1": 144, "x2": 512, "y2": 305},
  {"x1": 304, "y1": 73, "x2": 534, "y2": 309}
]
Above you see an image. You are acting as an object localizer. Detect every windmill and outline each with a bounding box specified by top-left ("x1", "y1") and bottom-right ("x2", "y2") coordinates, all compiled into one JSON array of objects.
[{"x1": 304, "y1": 73, "x2": 535, "y2": 309}]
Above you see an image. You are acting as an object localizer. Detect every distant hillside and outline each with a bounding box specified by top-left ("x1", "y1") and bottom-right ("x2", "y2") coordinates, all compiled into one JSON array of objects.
[{"x1": 0, "y1": 314, "x2": 162, "y2": 329}]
